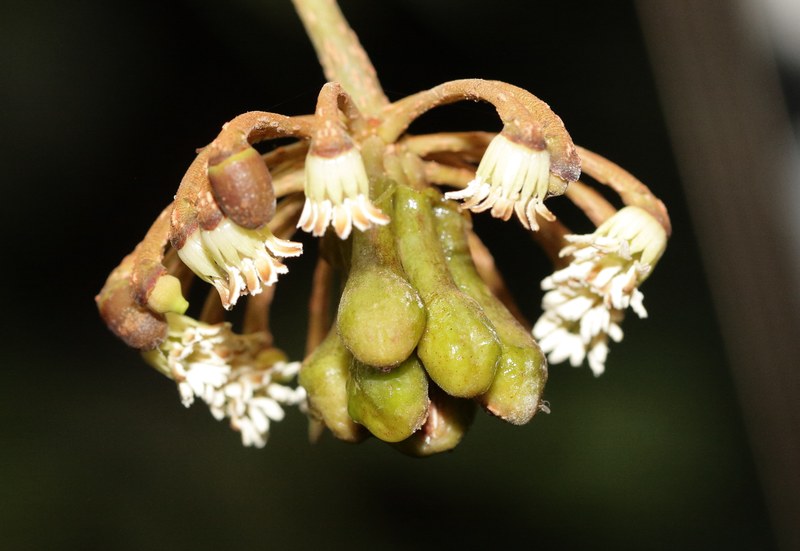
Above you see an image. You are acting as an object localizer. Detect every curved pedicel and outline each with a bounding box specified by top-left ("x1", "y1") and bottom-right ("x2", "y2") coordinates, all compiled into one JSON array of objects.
[
  {"x1": 170, "y1": 112, "x2": 314, "y2": 247},
  {"x1": 381, "y1": 79, "x2": 580, "y2": 185},
  {"x1": 95, "y1": 253, "x2": 168, "y2": 351}
]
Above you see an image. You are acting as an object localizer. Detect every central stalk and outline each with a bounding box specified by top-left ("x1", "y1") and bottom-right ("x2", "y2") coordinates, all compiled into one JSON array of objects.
[{"x1": 292, "y1": 0, "x2": 389, "y2": 116}]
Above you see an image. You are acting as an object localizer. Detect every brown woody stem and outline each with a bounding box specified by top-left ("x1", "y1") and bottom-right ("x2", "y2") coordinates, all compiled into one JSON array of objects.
[
  {"x1": 311, "y1": 82, "x2": 362, "y2": 155},
  {"x1": 502, "y1": 83, "x2": 581, "y2": 183},
  {"x1": 577, "y1": 145, "x2": 672, "y2": 235},
  {"x1": 422, "y1": 161, "x2": 475, "y2": 189},
  {"x1": 565, "y1": 180, "x2": 617, "y2": 227},
  {"x1": 379, "y1": 79, "x2": 536, "y2": 145},
  {"x1": 243, "y1": 288, "x2": 276, "y2": 341},
  {"x1": 531, "y1": 218, "x2": 573, "y2": 268},
  {"x1": 466, "y1": 230, "x2": 530, "y2": 329},
  {"x1": 270, "y1": 194, "x2": 306, "y2": 233},
  {"x1": 130, "y1": 204, "x2": 173, "y2": 307},
  {"x1": 200, "y1": 289, "x2": 226, "y2": 325},
  {"x1": 316, "y1": 82, "x2": 363, "y2": 131},
  {"x1": 212, "y1": 112, "x2": 314, "y2": 155},
  {"x1": 292, "y1": 0, "x2": 389, "y2": 115},
  {"x1": 262, "y1": 141, "x2": 309, "y2": 174},
  {"x1": 403, "y1": 131, "x2": 494, "y2": 162},
  {"x1": 305, "y1": 258, "x2": 334, "y2": 356},
  {"x1": 273, "y1": 172, "x2": 305, "y2": 199},
  {"x1": 383, "y1": 81, "x2": 580, "y2": 185}
]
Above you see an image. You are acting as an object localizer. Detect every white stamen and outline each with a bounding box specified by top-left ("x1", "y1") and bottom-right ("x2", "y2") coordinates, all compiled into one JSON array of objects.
[
  {"x1": 533, "y1": 207, "x2": 666, "y2": 375},
  {"x1": 444, "y1": 133, "x2": 558, "y2": 230},
  {"x1": 142, "y1": 314, "x2": 305, "y2": 448},
  {"x1": 300, "y1": 147, "x2": 389, "y2": 238}
]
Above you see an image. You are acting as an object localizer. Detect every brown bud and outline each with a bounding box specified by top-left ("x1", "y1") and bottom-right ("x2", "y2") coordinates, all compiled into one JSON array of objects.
[
  {"x1": 95, "y1": 255, "x2": 167, "y2": 350},
  {"x1": 208, "y1": 145, "x2": 275, "y2": 229}
]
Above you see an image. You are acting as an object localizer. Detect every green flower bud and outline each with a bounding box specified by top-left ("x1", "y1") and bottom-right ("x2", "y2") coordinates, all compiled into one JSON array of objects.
[
  {"x1": 347, "y1": 355, "x2": 429, "y2": 443},
  {"x1": 337, "y1": 183, "x2": 425, "y2": 368},
  {"x1": 394, "y1": 185, "x2": 500, "y2": 397},
  {"x1": 146, "y1": 274, "x2": 189, "y2": 315},
  {"x1": 299, "y1": 329, "x2": 366, "y2": 443},
  {"x1": 433, "y1": 198, "x2": 547, "y2": 424},
  {"x1": 338, "y1": 265, "x2": 426, "y2": 367}
]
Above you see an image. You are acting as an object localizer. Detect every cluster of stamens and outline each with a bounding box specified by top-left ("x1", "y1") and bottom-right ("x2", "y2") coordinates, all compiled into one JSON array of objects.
[{"x1": 445, "y1": 133, "x2": 557, "y2": 230}]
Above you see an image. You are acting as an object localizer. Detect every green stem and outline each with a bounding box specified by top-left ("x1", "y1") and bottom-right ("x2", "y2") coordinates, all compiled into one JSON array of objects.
[{"x1": 292, "y1": 0, "x2": 388, "y2": 116}]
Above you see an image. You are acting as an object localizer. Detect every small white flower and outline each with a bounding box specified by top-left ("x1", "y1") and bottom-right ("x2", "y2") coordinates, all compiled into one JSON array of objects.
[
  {"x1": 177, "y1": 218, "x2": 302, "y2": 309},
  {"x1": 534, "y1": 284, "x2": 625, "y2": 376},
  {"x1": 533, "y1": 206, "x2": 667, "y2": 375},
  {"x1": 444, "y1": 133, "x2": 556, "y2": 230},
  {"x1": 142, "y1": 314, "x2": 305, "y2": 448},
  {"x1": 298, "y1": 146, "x2": 389, "y2": 239},
  {"x1": 212, "y1": 362, "x2": 306, "y2": 448}
]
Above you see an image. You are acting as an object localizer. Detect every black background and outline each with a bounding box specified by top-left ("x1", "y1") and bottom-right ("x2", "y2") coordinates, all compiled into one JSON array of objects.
[{"x1": 2, "y1": 0, "x2": 774, "y2": 549}]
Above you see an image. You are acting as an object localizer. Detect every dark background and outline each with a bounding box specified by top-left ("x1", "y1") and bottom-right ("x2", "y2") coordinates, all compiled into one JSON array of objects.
[{"x1": 1, "y1": 0, "x2": 779, "y2": 549}]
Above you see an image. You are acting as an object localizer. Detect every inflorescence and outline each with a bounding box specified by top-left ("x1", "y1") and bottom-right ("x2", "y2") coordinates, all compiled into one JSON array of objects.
[{"x1": 96, "y1": 2, "x2": 670, "y2": 454}]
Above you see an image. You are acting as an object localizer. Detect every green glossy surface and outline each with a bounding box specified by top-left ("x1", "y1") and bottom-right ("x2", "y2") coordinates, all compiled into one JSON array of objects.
[
  {"x1": 434, "y1": 199, "x2": 547, "y2": 424},
  {"x1": 347, "y1": 355, "x2": 429, "y2": 442},
  {"x1": 298, "y1": 329, "x2": 365, "y2": 443},
  {"x1": 394, "y1": 185, "x2": 501, "y2": 397}
]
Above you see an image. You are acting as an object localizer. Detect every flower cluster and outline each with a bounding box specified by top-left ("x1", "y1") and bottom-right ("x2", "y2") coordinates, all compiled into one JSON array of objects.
[
  {"x1": 143, "y1": 314, "x2": 306, "y2": 448},
  {"x1": 96, "y1": 2, "x2": 669, "y2": 455},
  {"x1": 533, "y1": 207, "x2": 667, "y2": 375}
]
